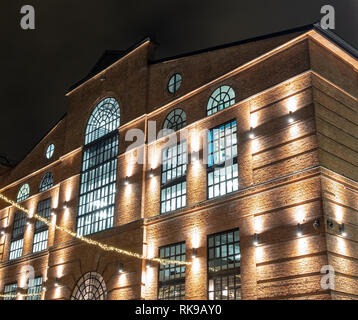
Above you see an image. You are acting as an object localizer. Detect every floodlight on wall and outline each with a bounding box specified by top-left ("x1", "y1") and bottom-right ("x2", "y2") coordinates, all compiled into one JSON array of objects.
[
  {"x1": 253, "y1": 233, "x2": 259, "y2": 246},
  {"x1": 249, "y1": 127, "x2": 255, "y2": 139},
  {"x1": 146, "y1": 260, "x2": 152, "y2": 269},
  {"x1": 50, "y1": 211, "x2": 56, "y2": 217},
  {"x1": 192, "y1": 248, "x2": 198, "y2": 259},
  {"x1": 54, "y1": 278, "x2": 59, "y2": 287},
  {"x1": 149, "y1": 169, "x2": 154, "y2": 178},
  {"x1": 63, "y1": 202, "x2": 68, "y2": 210},
  {"x1": 297, "y1": 223, "x2": 302, "y2": 237},
  {"x1": 124, "y1": 177, "x2": 129, "y2": 186},
  {"x1": 340, "y1": 223, "x2": 347, "y2": 237},
  {"x1": 118, "y1": 263, "x2": 124, "y2": 274},
  {"x1": 288, "y1": 111, "x2": 294, "y2": 124}
]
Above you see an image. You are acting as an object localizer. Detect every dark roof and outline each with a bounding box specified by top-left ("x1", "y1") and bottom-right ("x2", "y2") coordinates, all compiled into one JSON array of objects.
[{"x1": 68, "y1": 37, "x2": 152, "y2": 93}]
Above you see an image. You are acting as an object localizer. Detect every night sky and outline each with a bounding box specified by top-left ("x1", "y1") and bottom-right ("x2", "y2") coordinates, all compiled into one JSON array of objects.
[{"x1": 1, "y1": 0, "x2": 357, "y2": 164}]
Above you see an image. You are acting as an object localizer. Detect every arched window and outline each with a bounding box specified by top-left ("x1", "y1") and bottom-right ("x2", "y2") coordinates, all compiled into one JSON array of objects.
[
  {"x1": 71, "y1": 272, "x2": 107, "y2": 300},
  {"x1": 17, "y1": 184, "x2": 30, "y2": 202},
  {"x1": 207, "y1": 85, "x2": 235, "y2": 116},
  {"x1": 39, "y1": 172, "x2": 54, "y2": 192},
  {"x1": 46, "y1": 144, "x2": 55, "y2": 159},
  {"x1": 77, "y1": 98, "x2": 120, "y2": 236},
  {"x1": 85, "y1": 97, "x2": 120, "y2": 145},
  {"x1": 163, "y1": 108, "x2": 187, "y2": 134}
]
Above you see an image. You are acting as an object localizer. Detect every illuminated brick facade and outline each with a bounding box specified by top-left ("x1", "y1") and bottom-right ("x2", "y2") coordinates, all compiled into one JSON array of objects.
[{"x1": 0, "y1": 24, "x2": 357, "y2": 300}]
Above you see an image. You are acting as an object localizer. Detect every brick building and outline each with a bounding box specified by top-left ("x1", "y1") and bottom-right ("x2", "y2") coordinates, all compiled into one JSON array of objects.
[{"x1": 0, "y1": 23, "x2": 357, "y2": 300}]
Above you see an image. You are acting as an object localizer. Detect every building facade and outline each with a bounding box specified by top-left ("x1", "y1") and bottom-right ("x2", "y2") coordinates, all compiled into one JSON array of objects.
[{"x1": 0, "y1": 24, "x2": 357, "y2": 300}]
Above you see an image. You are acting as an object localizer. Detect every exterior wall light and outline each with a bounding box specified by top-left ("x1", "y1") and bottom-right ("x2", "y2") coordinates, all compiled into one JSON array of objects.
[
  {"x1": 297, "y1": 223, "x2": 302, "y2": 237},
  {"x1": 192, "y1": 248, "x2": 198, "y2": 259},
  {"x1": 63, "y1": 202, "x2": 68, "y2": 210},
  {"x1": 54, "y1": 279, "x2": 59, "y2": 287},
  {"x1": 340, "y1": 223, "x2": 347, "y2": 237},
  {"x1": 50, "y1": 211, "x2": 56, "y2": 217},
  {"x1": 118, "y1": 263, "x2": 124, "y2": 273},
  {"x1": 249, "y1": 127, "x2": 255, "y2": 139},
  {"x1": 146, "y1": 260, "x2": 151, "y2": 269},
  {"x1": 124, "y1": 177, "x2": 129, "y2": 186},
  {"x1": 149, "y1": 169, "x2": 154, "y2": 178},
  {"x1": 0, "y1": 229, "x2": 5, "y2": 236},
  {"x1": 253, "y1": 233, "x2": 259, "y2": 246},
  {"x1": 288, "y1": 111, "x2": 294, "y2": 124}
]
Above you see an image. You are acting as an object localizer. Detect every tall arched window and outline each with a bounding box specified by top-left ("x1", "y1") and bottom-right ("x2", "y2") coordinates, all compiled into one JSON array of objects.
[
  {"x1": 71, "y1": 272, "x2": 107, "y2": 300},
  {"x1": 163, "y1": 108, "x2": 187, "y2": 134},
  {"x1": 85, "y1": 97, "x2": 121, "y2": 145},
  {"x1": 77, "y1": 97, "x2": 120, "y2": 236},
  {"x1": 207, "y1": 85, "x2": 235, "y2": 116},
  {"x1": 17, "y1": 184, "x2": 30, "y2": 202},
  {"x1": 39, "y1": 172, "x2": 54, "y2": 192}
]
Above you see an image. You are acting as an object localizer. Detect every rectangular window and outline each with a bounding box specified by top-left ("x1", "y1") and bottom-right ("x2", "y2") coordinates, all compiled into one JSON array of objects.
[
  {"x1": 3, "y1": 283, "x2": 17, "y2": 300},
  {"x1": 158, "y1": 242, "x2": 186, "y2": 300},
  {"x1": 207, "y1": 229, "x2": 241, "y2": 300},
  {"x1": 26, "y1": 277, "x2": 42, "y2": 300},
  {"x1": 33, "y1": 198, "x2": 51, "y2": 253},
  {"x1": 160, "y1": 141, "x2": 187, "y2": 214},
  {"x1": 9, "y1": 211, "x2": 26, "y2": 261},
  {"x1": 207, "y1": 120, "x2": 238, "y2": 199},
  {"x1": 77, "y1": 133, "x2": 118, "y2": 236}
]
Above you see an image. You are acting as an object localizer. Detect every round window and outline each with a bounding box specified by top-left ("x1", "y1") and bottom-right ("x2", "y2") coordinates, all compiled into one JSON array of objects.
[
  {"x1": 168, "y1": 73, "x2": 182, "y2": 94},
  {"x1": 46, "y1": 144, "x2": 55, "y2": 159}
]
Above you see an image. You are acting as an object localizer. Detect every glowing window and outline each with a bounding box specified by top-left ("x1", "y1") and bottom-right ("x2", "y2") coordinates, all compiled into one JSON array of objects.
[
  {"x1": 39, "y1": 172, "x2": 54, "y2": 192},
  {"x1": 85, "y1": 97, "x2": 120, "y2": 145},
  {"x1": 9, "y1": 211, "x2": 26, "y2": 261},
  {"x1": 17, "y1": 184, "x2": 30, "y2": 202},
  {"x1": 208, "y1": 229, "x2": 241, "y2": 300},
  {"x1": 26, "y1": 277, "x2": 42, "y2": 300},
  {"x1": 71, "y1": 272, "x2": 107, "y2": 300},
  {"x1": 2, "y1": 283, "x2": 17, "y2": 300},
  {"x1": 168, "y1": 74, "x2": 182, "y2": 94},
  {"x1": 207, "y1": 85, "x2": 235, "y2": 116},
  {"x1": 77, "y1": 98, "x2": 119, "y2": 236},
  {"x1": 32, "y1": 198, "x2": 51, "y2": 253},
  {"x1": 163, "y1": 109, "x2": 187, "y2": 134},
  {"x1": 46, "y1": 144, "x2": 55, "y2": 159},
  {"x1": 160, "y1": 141, "x2": 187, "y2": 214},
  {"x1": 158, "y1": 242, "x2": 186, "y2": 300},
  {"x1": 207, "y1": 120, "x2": 238, "y2": 199}
]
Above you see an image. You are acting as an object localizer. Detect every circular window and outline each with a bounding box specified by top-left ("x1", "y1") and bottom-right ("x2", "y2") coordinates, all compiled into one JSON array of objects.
[
  {"x1": 46, "y1": 144, "x2": 55, "y2": 159},
  {"x1": 71, "y1": 272, "x2": 107, "y2": 300},
  {"x1": 168, "y1": 73, "x2": 182, "y2": 94}
]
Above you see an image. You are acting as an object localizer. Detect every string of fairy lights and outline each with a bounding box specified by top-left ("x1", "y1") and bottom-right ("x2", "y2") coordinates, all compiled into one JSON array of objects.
[{"x1": 0, "y1": 192, "x2": 193, "y2": 298}]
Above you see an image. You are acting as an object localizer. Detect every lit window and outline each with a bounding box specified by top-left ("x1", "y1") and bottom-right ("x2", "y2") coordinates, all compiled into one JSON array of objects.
[
  {"x1": 160, "y1": 141, "x2": 187, "y2": 214},
  {"x1": 168, "y1": 73, "x2": 182, "y2": 94},
  {"x1": 9, "y1": 212, "x2": 26, "y2": 260},
  {"x1": 39, "y1": 172, "x2": 54, "y2": 192},
  {"x1": 32, "y1": 198, "x2": 51, "y2": 253},
  {"x1": 71, "y1": 272, "x2": 107, "y2": 300},
  {"x1": 207, "y1": 120, "x2": 238, "y2": 199},
  {"x1": 77, "y1": 98, "x2": 120, "y2": 236},
  {"x1": 163, "y1": 109, "x2": 187, "y2": 135},
  {"x1": 207, "y1": 85, "x2": 235, "y2": 116},
  {"x1": 17, "y1": 184, "x2": 30, "y2": 202},
  {"x1": 26, "y1": 277, "x2": 42, "y2": 300},
  {"x1": 85, "y1": 97, "x2": 120, "y2": 145},
  {"x1": 158, "y1": 242, "x2": 186, "y2": 300},
  {"x1": 2, "y1": 283, "x2": 17, "y2": 300},
  {"x1": 208, "y1": 229, "x2": 241, "y2": 300},
  {"x1": 46, "y1": 144, "x2": 55, "y2": 159}
]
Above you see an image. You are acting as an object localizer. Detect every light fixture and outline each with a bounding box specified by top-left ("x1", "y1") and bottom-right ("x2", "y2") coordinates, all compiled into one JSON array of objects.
[
  {"x1": 149, "y1": 169, "x2": 154, "y2": 178},
  {"x1": 297, "y1": 223, "x2": 302, "y2": 237},
  {"x1": 54, "y1": 279, "x2": 59, "y2": 287},
  {"x1": 340, "y1": 223, "x2": 347, "y2": 237},
  {"x1": 249, "y1": 127, "x2": 255, "y2": 139},
  {"x1": 124, "y1": 177, "x2": 129, "y2": 186},
  {"x1": 118, "y1": 263, "x2": 124, "y2": 273},
  {"x1": 100, "y1": 75, "x2": 106, "y2": 82},
  {"x1": 50, "y1": 211, "x2": 56, "y2": 217},
  {"x1": 42, "y1": 286, "x2": 47, "y2": 292},
  {"x1": 192, "y1": 248, "x2": 198, "y2": 259},
  {"x1": 253, "y1": 233, "x2": 259, "y2": 246},
  {"x1": 146, "y1": 260, "x2": 152, "y2": 269},
  {"x1": 288, "y1": 111, "x2": 294, "y2": 124},
  {"x1": 63, "y1": 202, "x2": 68, "y2": 210},
  {"x1": 0, "y1": 229, "x2": 4, "y2": 236}
]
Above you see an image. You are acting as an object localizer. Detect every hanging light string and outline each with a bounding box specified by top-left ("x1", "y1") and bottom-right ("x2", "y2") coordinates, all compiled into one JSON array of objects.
[
  {"x1": 0, "y1": 193, "x2": 191, "y2": 267},
  {"x1": 0, "y1": 292, "x2": 41, "y2": 299}
]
